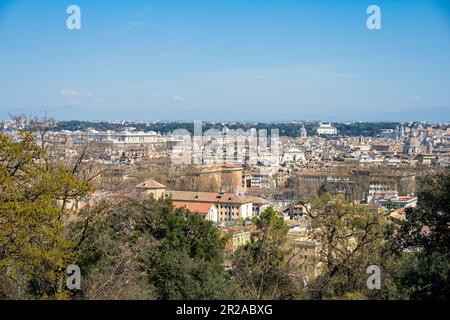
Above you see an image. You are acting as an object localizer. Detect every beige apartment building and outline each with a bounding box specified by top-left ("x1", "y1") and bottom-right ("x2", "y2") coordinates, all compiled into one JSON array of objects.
[
  {"x1": 295, "y1": 168, "x2": 417, "y2": 200},
  {"x1": 167, "y1": 190, "x2": 254, "y2": 222}
]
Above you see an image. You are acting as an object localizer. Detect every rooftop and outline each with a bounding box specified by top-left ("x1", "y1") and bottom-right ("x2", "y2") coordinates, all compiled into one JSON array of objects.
[
  {"x1": 173, "y1": 201, "x2": 214, "y2": 214},
  {"x1": 135, "y1": 179, "x2": 166, "y2": 190},
  {"x1": 167, "y1": 190, "x2": 253, "y2": 204}
]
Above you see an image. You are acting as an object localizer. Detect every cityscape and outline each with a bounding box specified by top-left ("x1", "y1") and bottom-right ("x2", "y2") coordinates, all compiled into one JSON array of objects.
[
  {"x1": 1, "y1": 117, "x2": 448, "y2": 301},
  {"x1": 0, "y1": 0, "x2": 449, "y2": 311}
]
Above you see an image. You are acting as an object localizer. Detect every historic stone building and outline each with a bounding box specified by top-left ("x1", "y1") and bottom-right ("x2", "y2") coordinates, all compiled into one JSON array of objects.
[
  {"x1": 403, "y1": 130, "x2": 421, "y2": 155},
  {"x1": 294, "y1": 168, "x2": 417, "y2": 201}
]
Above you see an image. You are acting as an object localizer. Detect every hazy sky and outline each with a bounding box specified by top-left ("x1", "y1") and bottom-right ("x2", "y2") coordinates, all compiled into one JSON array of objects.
[{"x1": 1, "y1": 0, "x2": 450, "y2": 121}]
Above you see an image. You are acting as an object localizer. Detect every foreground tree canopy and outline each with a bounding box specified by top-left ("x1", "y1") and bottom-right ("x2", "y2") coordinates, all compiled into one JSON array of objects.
[
  {"x1": 232, "y1": 207, "x2": 297, "y2": 300},
  {"x1": 0, "y1": 131, "x2": 91, "y2": 299},
  {"x1": 305, "y1": 194, "x2": 393, "y2": 299},
  {"x1": 74, "y1": 197, "x2": 233, "y2": 300},
  {"x1": 387, "y1": 170, "x2": 450, "y2": 300},
  {"x1": 1, "y1": 129, "x2": 448, "y2": 300}
]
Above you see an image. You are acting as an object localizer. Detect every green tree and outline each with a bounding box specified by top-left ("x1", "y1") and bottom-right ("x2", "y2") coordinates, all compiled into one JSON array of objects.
[
  {"x1": 232, "y1": 207, "x2": 297, "y2": 300},
  {"x1": 69, "y1": 199, "x2": 157, "y2": 300},
  {"x1": 305, "y1": 194, "x2": 392, "y2": 299},
  {"x1": 387, "y1": 170, "x2": 450, "y2": 300},
  {"x1": 74, "y1": 197, "x2": 234, "y2": 300},
  {"x1": 0, "y1": 130, "x2": 91, "y2": 299},
  {"x1": 385, "y1": 199, "x2": 400, "y2": 211},
  {"x1": 148, "y1": 199, "x2": 233, "y2": 299}
]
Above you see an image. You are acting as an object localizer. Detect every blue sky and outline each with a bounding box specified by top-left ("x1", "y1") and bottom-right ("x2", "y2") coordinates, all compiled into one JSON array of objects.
[{"x1": 0, "y1": 0, "x2": 450, "y2": 121}]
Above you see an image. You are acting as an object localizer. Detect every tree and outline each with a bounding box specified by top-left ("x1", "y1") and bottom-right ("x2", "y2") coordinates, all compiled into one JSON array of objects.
[
  {"x1": 305, "y1": 194, "x2": 392, "y2": 299},
  {"x1": 148, "y1": 199, "x2": 233, "y2": 299},
  {"x1": 70, "y1": 199, "x2": 158, "y2": 300},
  {"x1": 73, "y1": 197, "x2": 234, "y2": 300},
  {"x1": 232, "y1": 207, "x2": 298, "y2": 300},
  {"x1": 0, "y1": 130, "x2": 92, "y2": 299},
  {"x1": 388, "y1": 170, "x2": 450, "y2": 300},
  {"x1": 149, "y1": 248, "x2": 232, "y2": 300},
  {"x1": 385, "y1": 199, "x2": 400, "y2": 211}
]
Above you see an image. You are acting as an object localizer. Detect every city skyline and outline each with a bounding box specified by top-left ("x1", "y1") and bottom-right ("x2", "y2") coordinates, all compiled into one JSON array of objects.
[{"x1": 1, "y1": 0, "x2": 449, "y2": 305}]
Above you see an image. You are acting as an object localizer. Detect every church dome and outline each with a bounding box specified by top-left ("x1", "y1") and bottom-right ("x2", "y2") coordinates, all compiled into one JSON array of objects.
[{"x1": 407, "y1": 131, "x2": 420, "y2": 147}]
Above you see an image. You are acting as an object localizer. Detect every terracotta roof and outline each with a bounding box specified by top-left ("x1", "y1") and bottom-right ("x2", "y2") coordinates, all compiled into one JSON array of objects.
[
  {"x1": 245, "y1": 196, "x2": 270, "y2": 205},
  {"x1": 397, "y1": 196, "x2": 416, "y2": 201},
  {"x1": 167, "y1": 190, "x2": 253, "y2": 205},
  {"x1": 173, "y1": 201, "x2": 215, "y2": 214},
  {"x1": 390, "y1": 208, "x2": 406, "y2": 221},
  {"x1": 135, "y1": 179, "x2": 166, "y2": 190}
]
